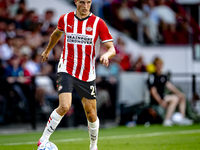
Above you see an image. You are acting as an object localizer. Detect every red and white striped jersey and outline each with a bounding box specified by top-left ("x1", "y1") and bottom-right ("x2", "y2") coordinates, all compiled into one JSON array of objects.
[{"x1": 57, "y1": 12, "x2": 113, "y2": 82}]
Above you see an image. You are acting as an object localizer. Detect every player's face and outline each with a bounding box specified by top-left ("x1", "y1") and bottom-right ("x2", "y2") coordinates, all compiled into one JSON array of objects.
[
  {"x1": 75, "y1": 0, "x2": 92, "y2": 17},
  {"x1": 155, "y1": 62, "x2": 163, "y2": 74}
]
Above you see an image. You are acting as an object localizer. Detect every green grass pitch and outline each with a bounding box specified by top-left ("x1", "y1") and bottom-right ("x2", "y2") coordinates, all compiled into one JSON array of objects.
[{"x1": 0, "y1": 124, "x2": 200, "y2": 150}]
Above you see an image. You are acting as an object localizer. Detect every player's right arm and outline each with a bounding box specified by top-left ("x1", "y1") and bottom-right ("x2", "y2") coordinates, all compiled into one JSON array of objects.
[{"x1": 41, "y1": 28, "x2": 63, "y2": 62}]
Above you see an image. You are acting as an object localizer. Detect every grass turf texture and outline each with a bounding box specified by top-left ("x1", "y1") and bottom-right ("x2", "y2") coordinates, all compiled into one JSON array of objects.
[{"x1": 0, "y1": 124, "x2": 200, "y2": 150}]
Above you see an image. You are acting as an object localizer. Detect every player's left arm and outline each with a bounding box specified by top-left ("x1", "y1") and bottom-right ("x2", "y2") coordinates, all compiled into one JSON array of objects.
[
  {"x1": 166, "y1": 81, "x2": 185, "y2": 99},
  {"x1": 100, "y1": 41, "x2": 116, "y2": 67}
]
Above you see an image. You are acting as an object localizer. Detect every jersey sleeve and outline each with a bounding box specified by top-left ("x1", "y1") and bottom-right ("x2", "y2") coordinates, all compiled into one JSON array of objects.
[
  {"x1": 97, "y1": 18, "x2": 113, "y2": 43},
  {"x1": 147, "y1": 74, "x2": 156, "y2": 89},
  {"x1": 57, "y1": 14, "x2": 65, "y2": 32}
]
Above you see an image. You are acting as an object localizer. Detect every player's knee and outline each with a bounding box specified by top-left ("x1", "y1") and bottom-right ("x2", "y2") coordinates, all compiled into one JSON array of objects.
[
  {"x1": 60, "y1": 104, "x2": 71, "y2": 113},
  {"x1": 172, "y1": 95, "x2": 179, "y2": 104},
  {"x1": 87, "y1": 110, "x2": 97, "y2": 122}
]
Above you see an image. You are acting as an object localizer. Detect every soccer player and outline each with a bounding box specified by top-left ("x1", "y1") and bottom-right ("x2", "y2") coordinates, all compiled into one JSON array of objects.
[
  {"x1": 147, "y1": 57, "x2": 193, "y2": 126},
  {"x1": 37, "y1": 0, "x2": 116, "y2": 150}
]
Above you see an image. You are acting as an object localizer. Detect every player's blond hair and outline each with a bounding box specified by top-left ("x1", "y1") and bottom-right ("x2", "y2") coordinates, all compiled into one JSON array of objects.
[{"x1": 153, "y1": 57, "x2": 163, "y2": 65}]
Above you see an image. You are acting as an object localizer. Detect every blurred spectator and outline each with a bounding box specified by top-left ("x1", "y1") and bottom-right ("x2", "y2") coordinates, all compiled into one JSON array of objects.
[
  {"x1": 4, "y1": 54, "x2": 32, "y2": 118},
  {"x1": 14, "y1": 8, "x2": 25, "y2": 29},
  {"x1": 6, "y1": 20, "x2": 16, "y2": 38},
  {"x1": 20, "y1": 45, "x2": 32, "y2": 57},
  {"x1": 7, "y1": 0, "x2": 24, "y2": 18},
  {"x1": 17, "y1": 0, "x2": 27, "y2": 15},
  {"x1": 0, "y1": 18, "x2": 7, "y2": 44},
  {"x1": 5, "y1": 54, "x2": 30, "y2": 83},
  {"x1": 35, "y1": 63, "x2": 57, "y2": 113},
  {"x1": 12, "y1": 35, "x2": 25, "y2": 55},
  {"x1": 155, "y1": 0, "x2": 176, "y2": 32},
  {"x1": 116, "y1": 0, "x2": 138, "y2": 39},
  {"x1": 103, "y1": 0, "x2": 196, "y2": 45},
  {"x1": 24, "y1": 10, "x2": 37, "y2": 31},
  {"x1": 25, "y1": 51, "x2": 41, "y2": 76},
  {"x1": 142, "y1": 0, "x2": 160, "y2": 43},
  {"x1": 114, "y1": 37, "x2": 131, "y2": 71},
  {"x1": 0, "y1": 37, "x2": 14, "y2": 61},
  {"x1": 0, "y1": 7, "x2": 8, "y2": 18},
  {"x1": 154, "y1": 0, "x2": 177, "y2": 44},
  {"x1": 0, "y1": 0, "x2": 56, "y2": 125},
  {"x1": 41, "y1": 9, "x2": 54, "y2": 33},
  {"x1": 129, "y1": 55, "x2": 146, "y2": 72},
  {"x1": 165, "y1": 0, "x2": 190, "y2": 44},
  {"x1": 132, "y1": 0, "x2": 150, "y2": 43},
  {"x1": 26, "y1": 25, "x2": 43, "y2": 49},
  {"x1": 20, "y1": 45, "x2": 32, "y2": 67},
  {"x1": 147, "y1": 57, "x2": 193, "y2": 126}
]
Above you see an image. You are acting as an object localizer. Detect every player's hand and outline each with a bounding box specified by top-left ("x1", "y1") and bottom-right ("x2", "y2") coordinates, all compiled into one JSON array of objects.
[
  {"x1": 177, "y1": 92, "x2": 185, "y2": 100},
  {"x1": 100, "y1": 55, "x2": 109, "y2": 67},
  {"x1": 159, "y1": 100, "x2": 167, "y2": 109},
  {"x1": 41, "y1": 51, "x2": 50, "y2": 62}
]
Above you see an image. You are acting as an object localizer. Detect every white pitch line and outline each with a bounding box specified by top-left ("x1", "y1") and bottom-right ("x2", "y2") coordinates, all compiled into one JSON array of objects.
[{"x1": 2, "y1": 129, "x2": 200, "y2": 146}]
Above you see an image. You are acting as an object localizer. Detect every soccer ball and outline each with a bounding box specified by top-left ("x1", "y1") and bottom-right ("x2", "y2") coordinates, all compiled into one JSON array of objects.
[
  {"x1": 37, "y1": 141, "x2": 58, "y2": 150},
  {"x1": 172, "y1": 112, "x2": 183, "y2": 124}
]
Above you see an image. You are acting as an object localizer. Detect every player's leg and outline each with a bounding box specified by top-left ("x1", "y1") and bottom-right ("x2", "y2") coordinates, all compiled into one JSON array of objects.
[
  {"x1": 74, "y1": 79, "x2": 99, "y2": 150},
  {"x1": 178, "y1": 95, "x2": 186, "y2": 118},
  {"x1": 163, "y1": 94, "x2": 179, "y2": 126},
  {"x1": 177, "y1": 95, "x2": 193, "y2": 125},
  {"x1": 38, "y1": 72, "x2": 74, "y2": 146},
  {"x1": 82, "y1": 97, "x2": 99, "y2": 150},
  {"x1": 38, "y1": 93, "x2": 72, "y2": 145}
]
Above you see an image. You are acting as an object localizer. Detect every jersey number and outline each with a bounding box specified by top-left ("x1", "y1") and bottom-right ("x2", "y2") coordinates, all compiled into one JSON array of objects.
[{"x1": 90, "y1": 86, "x2": 96, "y2": 97}]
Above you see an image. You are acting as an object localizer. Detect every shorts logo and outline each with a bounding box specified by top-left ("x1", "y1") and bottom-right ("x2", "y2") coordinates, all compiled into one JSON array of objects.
[
  {"x1": 86, "y1": 26, "x2": 93, "y2": 32},
  {"x1": 58, "y1": 85, "x2": 63, "y2": 91}
]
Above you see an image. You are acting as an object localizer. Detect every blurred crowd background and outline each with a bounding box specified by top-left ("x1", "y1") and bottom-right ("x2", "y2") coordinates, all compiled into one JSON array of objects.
[
  {"x1": 70, "y1": 0, "x2": 200, "y2": 45},
  {"x1": 0, "y1": 0, "x2": 200, "y2": 130}
]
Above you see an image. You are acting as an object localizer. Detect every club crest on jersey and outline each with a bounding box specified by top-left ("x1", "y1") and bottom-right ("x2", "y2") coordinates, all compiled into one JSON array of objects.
[
  {"x1": 58, "y1": 85, "x2": 62, "y2": 91},
  {"x1": 86, "y1": 26, "x2": 93, "y2": 32}
]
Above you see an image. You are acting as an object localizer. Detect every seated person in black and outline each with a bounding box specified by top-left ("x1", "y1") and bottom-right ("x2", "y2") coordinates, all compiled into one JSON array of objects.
[{"x1": 147, "y1": 57, "x2": 193, "y2": 126}]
